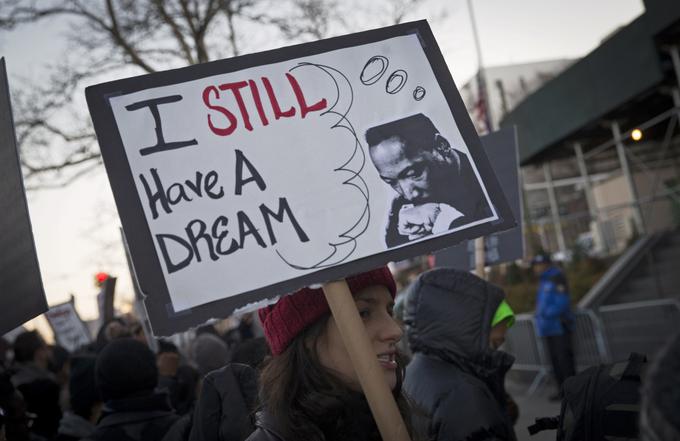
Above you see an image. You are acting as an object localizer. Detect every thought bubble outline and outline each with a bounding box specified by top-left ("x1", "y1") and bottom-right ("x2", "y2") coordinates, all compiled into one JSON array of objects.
[{"x1": 275, "y1": 62, "x2": 370, "y2": 270}]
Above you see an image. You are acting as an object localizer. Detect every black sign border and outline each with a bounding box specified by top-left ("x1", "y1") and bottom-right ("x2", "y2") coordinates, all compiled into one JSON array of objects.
[
  {"x1": 0, "y1": 58, "x2": 48, "y2": 335},
  {"x1": 86, "y1": 20, "x2": 515, "y2": 336}
]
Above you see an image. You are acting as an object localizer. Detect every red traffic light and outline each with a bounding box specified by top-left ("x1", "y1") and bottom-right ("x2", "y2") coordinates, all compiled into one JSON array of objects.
[{"x1": 95, "y1": 272, "x2": 110, "y2": 286}]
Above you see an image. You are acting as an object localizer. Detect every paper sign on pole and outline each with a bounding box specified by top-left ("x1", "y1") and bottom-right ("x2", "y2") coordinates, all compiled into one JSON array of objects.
[
  {"x1": 435, "y1": 127, "x2": 524, "y2": 269},
  {"x1": 86, "y1": 21, "x2": 515, "y2": 335},
  {"x1": 0, "y1": 58, "x2": 48, "y2": 335},
  {"x1": 45, "y1": 301, "x2": 92, "y2": 353}
]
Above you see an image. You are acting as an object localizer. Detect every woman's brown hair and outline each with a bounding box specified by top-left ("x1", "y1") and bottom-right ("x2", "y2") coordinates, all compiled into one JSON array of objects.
[{"x1": 258, "y1": 313, "x2": 420, "y2": 441}]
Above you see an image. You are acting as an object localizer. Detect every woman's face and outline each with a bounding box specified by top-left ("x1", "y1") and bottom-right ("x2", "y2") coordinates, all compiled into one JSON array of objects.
[{"x1": 316, "y1": 285, "x2": 403, "y2": 390}]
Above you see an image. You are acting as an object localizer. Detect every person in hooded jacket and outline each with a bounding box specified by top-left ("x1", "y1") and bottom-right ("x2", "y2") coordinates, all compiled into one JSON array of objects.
[
  {"x1": 246, "y1": 267, "x2": 422, "y2": 441},
  {"x1": 10, "y1": 331, "x2": 61, "y2": 440},
  {"x1": 531, "y1": 253, "x2": 575, "y2": 399},
  {"x1": 83, "y1": 339, "x2": 181, "y2": 441},
  {"x1": 188, "y1": 363, "x2": 258, "y2": 441},
  {"x1": 403, "y1": 268, "x2": 517, "y2": 441}
]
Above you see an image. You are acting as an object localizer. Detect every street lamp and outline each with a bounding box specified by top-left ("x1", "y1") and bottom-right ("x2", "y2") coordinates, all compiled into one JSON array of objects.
[{"x1": 631, "y1": 128, "x2": 643, "y2": 141}]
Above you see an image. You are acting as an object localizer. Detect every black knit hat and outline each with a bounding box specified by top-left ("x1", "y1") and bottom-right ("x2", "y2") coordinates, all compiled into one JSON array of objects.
[
  {"x1": 12, "y1": 331, "x2": 46, "y2": 363},
  {"x1": 95, "y1": 338, "x2": 158, "y2": 402}
]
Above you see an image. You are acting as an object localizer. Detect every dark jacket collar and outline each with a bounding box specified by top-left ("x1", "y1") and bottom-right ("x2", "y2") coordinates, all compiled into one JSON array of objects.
[
  {"x1": 540, "y1": 265, "x2": 561, "y2": 280},
  {"x1": 10, "y1": 362, "x2": 56, "y2": 386},
  {"x1": 99, "y1": 391, "x2": 173, "y2": 427},
  {"x1": 254, "y1": 410, "x2": 286, "y2": 440}
]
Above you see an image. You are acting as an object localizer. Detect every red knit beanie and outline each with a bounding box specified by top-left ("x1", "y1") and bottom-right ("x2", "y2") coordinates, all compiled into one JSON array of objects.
[{"x1": 258, "y1": 267, "x2": 396, "y2": 355}]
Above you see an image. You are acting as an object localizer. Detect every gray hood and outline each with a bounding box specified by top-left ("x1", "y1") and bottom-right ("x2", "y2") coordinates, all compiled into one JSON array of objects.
[
  {"x1": 57, "y1": 411, "x2": 96, "y2": 438},
  {"x1": 10, "y1": 362, "x2": 55, "y2": 387},
  {"x1": 404, "y1": 268, "x2": 505, "y2": 361}
]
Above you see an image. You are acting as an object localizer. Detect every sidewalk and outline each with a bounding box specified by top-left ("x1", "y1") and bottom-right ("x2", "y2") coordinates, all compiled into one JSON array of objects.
[{"x1": 507, "y1": 378, "x2": 561, "y2": 441}]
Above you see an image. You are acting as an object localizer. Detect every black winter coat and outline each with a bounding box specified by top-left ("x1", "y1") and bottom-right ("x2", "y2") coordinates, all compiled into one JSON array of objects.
[
  {"x1": 403, "y1": 269, "x2": 517, "y2": 441},
  {"x1": 11, "y1": 363, "x2": 62, "y2": 439},
  {"x1": 189, "y1": 363, "x2": 259, "y2": 441},
  {"x1": 244, "y1": 395, "x2": 399, "y2": 441},
  {"x1": 244, "y1": 412, "x2": 283, "y2": 441},
  {"x1": 82, "y1": 392, "x2": 180, "y2": 441}
]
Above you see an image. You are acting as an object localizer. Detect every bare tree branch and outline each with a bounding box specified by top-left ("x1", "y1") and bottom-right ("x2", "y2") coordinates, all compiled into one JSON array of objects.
[
  {"x1": 388, "y1": 0, "x2": 425, "y2": 25},
  {"x1": 0, "y1": 0, "x2": 430, "y2": 187},
  {"x1": 218, "y1": 0, "x2": 242, "y2": 57},
  {"x1": 24, "y1": 160, "x2": 103, "y2": 190},
  {"x1": 104, "y1": 0, "x2": 156, "y2": 72},
  {"x1": 23, "y1": 150, "x2": 101, "y2": 176},
  {"x1": 151, "y1": 0, "x2": 196, "y2": 64}
]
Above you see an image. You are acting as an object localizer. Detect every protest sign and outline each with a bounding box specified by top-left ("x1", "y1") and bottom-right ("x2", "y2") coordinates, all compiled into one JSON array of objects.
[
  {"x1": 86, "y1": 20, "x2": 515, "y2": 336},
  {"x1": 0, "y1": 58, "x2": 48, "y2": 335},
  {"x1": 435, "y1": 127, "x2": 524, "y2": 269},
  {"x1": 45, "y1": 300, "x2": 92, "y2": 353}
]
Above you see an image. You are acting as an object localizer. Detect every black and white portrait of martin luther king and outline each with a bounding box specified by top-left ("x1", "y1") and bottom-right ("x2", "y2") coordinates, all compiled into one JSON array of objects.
[{"x1": 365, "y1": 113, "x2": 493, "y2": 248}]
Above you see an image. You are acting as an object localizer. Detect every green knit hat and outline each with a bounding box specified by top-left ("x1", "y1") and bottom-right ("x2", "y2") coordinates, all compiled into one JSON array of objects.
[{"x1": 492, "y1": 300, "x2": 515, "y2": 328}]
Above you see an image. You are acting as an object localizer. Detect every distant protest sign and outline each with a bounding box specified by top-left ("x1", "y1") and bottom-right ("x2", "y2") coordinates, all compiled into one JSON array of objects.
[
  {"x1": 435, "y1": 127, "x2": 524, "y2": 269},
  {"x1": 87, "y1": 21, "x2": 515, "y2": 335},
  {"x1": 45, "y1": 301, "x2": 92, "y2": 353},
  {"x1": 0, "y1": 58, "x2": 48, "y2": 335}
]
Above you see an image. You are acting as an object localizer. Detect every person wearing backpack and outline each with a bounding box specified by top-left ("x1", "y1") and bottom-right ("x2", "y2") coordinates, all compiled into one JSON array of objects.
[
  {"x1": 528, "y1": 352, "x2": 647, "y2": 440},
  {"x1": 532, "y1": 253, "x2": 575, "y2": 399},
  {"x1": 403, "y1": 268, "x2": 517, "y2": 441}
]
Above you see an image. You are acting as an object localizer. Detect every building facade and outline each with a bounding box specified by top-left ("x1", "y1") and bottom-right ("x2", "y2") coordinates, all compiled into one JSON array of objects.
[{"x1": 499, "y1": 0, "x2": 680, "y2": 257}]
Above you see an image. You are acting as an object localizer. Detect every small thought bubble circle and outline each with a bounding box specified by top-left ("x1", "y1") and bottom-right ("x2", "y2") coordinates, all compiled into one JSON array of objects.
[
  {"x1": 413, "y1": 86, "x2": 426, "y2": 101},
  {"x1": 360, "y1": 56, "x2": 389, "y2": 85},
  {"x1": 385, "y1": 70, "x2": 408, "y2": 94}
]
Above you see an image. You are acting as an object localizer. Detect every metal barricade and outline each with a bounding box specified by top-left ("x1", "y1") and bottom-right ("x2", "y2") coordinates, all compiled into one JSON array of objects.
[
  {"x1": 504, "y1": 300, "x2": 680, "y2": 395},
  {"x1": 571, "y1": 309, "x2": 610, "y2": 367},
  {"x1": 598, "y1": 299, "x2": 680, "y2": 362},
  {"x1": 503, "y1": 314, "x2": 550, "y2": 394},
  {"x1": 505, "y1": 310, "x2": 610, "y2": 394}
]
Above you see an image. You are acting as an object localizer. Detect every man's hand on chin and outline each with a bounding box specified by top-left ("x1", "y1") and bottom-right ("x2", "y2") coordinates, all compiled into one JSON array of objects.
[
  {"x1": 397, "y1": 203, "x2": 439, "y2": 239},
  {"x1": 397, "y1": 203, "x2": 464, "y2": 240}
]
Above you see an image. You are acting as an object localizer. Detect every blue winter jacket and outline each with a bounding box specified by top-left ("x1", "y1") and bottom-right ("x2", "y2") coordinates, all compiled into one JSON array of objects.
[{"x1": 535, "y1": 266, "x2": 574, "y2": 337}]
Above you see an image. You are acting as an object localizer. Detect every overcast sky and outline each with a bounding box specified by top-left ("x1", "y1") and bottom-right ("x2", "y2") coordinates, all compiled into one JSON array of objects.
[{"x1": 0, "y1": 0, "x2": 644, "y2": 327}]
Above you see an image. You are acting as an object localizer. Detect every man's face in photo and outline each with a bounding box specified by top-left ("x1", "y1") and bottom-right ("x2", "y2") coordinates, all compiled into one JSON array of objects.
[{"x1": 369, "y1": 135, "x2": 446, "y2": 203}]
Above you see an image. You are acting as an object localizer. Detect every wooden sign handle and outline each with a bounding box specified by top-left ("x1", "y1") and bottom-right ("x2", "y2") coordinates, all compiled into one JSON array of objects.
[{"x1": 322, "y1": 279, "x2": 412, "y2": 441}]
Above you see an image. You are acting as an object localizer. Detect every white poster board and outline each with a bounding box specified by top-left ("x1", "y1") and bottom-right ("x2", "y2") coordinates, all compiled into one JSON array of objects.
[{"x1": 87, "y1": 21, "x2": 515, "y2": 335}]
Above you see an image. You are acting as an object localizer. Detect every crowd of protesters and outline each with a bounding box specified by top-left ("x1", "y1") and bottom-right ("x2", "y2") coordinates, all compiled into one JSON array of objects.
[{"x1": 1, "y1": 264, "x2": 679, "y2": 441}]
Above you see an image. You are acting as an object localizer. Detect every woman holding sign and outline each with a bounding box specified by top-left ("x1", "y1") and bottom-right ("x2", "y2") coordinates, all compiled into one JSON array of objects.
[{"x1": 247, "y1": 267, "x2": 420, "y2": 441}]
